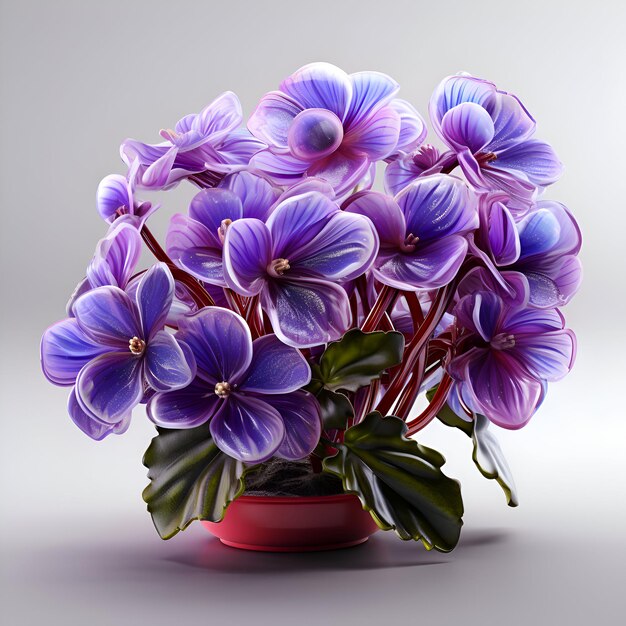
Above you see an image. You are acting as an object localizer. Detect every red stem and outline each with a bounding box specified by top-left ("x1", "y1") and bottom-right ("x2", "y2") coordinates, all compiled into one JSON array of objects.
[
  {"x1": 361, "y1": 284, "x2": 399, "y2": 333},
  {"x1": 405, "y1": 373, "x2": 453, "y2": 436}
]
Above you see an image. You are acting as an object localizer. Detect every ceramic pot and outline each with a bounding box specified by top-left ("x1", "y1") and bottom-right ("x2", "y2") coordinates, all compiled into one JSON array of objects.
[{"x1": 203, "y1": 493, "x2": 379, "y2": 552}]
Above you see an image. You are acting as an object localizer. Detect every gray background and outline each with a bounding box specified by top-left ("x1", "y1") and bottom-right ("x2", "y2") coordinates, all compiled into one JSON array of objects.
[{"x1": 1, "y1": 1, "x2": 625, "y2": 624}]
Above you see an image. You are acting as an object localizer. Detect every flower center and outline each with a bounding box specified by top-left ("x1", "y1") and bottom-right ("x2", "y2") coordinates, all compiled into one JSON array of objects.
[
  {"x1": 288, "y1": 108, "x2": 344, "y2": 160},
  {"x1": 490, "y1": 333, "x2": 515, "y2": 350},
  {"x1": 267, "y1": 258, "x2": 290, "y2": 277},
  {"x1": 214, "y1": 381, "x2": 231, "y2": 398},
  {"x1": 128, "y1": 336, "x2": 146, "y2": 355},
  {"x1": 400, "y1": 233, "x2": 420, "y2": 252},
  {"x1": 218, "y1": 218, "x2": 233, "y2": 245}
]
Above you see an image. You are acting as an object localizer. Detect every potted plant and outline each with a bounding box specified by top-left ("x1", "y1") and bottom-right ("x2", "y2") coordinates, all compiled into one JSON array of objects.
[{"x1": 41, "y1": 63, "x2": 580, "y2": 553}]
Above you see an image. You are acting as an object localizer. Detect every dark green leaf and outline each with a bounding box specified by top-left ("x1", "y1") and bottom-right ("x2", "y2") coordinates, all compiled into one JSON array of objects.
[
  {"x1": 316, "y1": 388, "x2": 354, "y2": 430},
  {"x1": 323, "y1": 412, "x2": 464, "y2": 552},
  {"x1": 318, "y1": 329, "x2": 404, "y2": 392},
  {"x1": 142, "y1": 425, "x2": 250, "y2": 539},
  {"x1": 472, "y1": 414, "x2": 519, "y2": 507}
]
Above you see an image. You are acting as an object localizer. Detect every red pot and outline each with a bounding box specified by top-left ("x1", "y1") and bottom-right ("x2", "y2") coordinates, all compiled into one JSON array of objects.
[{"x1": 203, "y1": 494, "x2": 380, "y2": 552}]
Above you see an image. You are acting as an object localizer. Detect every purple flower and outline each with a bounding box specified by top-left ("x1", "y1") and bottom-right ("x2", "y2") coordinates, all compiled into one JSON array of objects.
[
  {"x1": 447, "y1": 291, "x2": 576, "y2": 429},
  {"x1": 384, "y1": 144, "x2": 449, "y2": 196},
  {"x1": 41, "y1": 264, "x2": 196, "y2": 440},
  {"x1": 345, "y1": 174, "x2": 478, "y2": 290},
  {"x1": 121, "y1": 92, "x2": 265, "y2": 191},
  {"x1": 248, "y1": 62, "x2": 425, "y2": 195},
  {"x1": 66, "y1": 221, "x2": 142, "y2": 315},
  {"x1": 471, "y1": 194, "x2": 583, "y2": 308},
  {"x1": 166, "y1": 171, "x2": 280, "y2": 285},
  {"x1": 430, "y1": 74, "x2": 563, "y2": 211},
  {"x1": 148, "y1": 307, "x2": 320, "y2": 463},
  {"x1": 222, "y1": 190, "x2": 378, "y2": 347}
]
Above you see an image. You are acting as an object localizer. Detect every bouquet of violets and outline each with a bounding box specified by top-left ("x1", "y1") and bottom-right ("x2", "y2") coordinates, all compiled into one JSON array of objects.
[{"x1": 41, "y1": 63, "x2": 580, "y2": 552}]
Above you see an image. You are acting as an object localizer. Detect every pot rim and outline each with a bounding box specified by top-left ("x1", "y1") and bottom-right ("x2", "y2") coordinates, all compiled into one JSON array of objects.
[{"x1": 235, "y1": 493, "x2": 358, "y2": 505}]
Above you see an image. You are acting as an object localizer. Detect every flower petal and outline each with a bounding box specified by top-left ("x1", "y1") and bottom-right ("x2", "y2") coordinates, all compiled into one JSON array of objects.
[
  {"x1": 489, "y1": 92, "x2": 535, "y2": 152},
  {"x1": 147, "y1": 379, "x2": 219, "y2": 428},
  {"x1": 75, "y1": 352, "x2": 144, "y2": 423},
  {"x1": 397, "y1": 174, "x2": 478, "y2": 241},
  {"x1": 375, "y1": 236, "x2": 468, "y2": 290},
  {"x1": 261, "y1": 277, "x2": 351, "y2": 348},
  {"x1": 193, "y1": 91, "x2": 242, "y2": 142},
  {"x1": 144, "y1": 331, "x2": 196, "y2": 392},
  {"x1": 223, "y1": 218, "x2": 272, "y2": 296},
  {"x1": 68, "y1": 388, "x2": 130, "y2": 440},
  {"x1": 307, "y1": 148, "x2": 370, "y2": 196},
  {"x1": 344, "y1": 71, "x2": 399, "y2": 129},
  {"x1": 136, "y1": 263, "x2": 174, "y2": 339},
  {"x1": 512, "y1": 329, "x2": 576, "y2": 382},
  {"x1": 96, "y1": 174, "x2": 131, "y2": 222},
  {"x1": 344, "y1": 190, "x2": 406, "y2": 248},
  {"x1": 176, "y1": 307, "x2": 253, "y2": 384},
  {"x1": 289, "y1": 210, "x2": 378, "y2": 281},
  {"x1": 343, "y1": 104, "x2": 401, "y2": 159},
  {"x1": 210, "y1": 395, "x2": 285, "y2": 463},
  {"x1": 389, "y1": 99, "x2": 427, "y2": 153},
  {"x1": 454, "y1": 292, "x2": 503, "y2": 341},
  {"x1": 189, "y1": 188, "x2": 243, "y2": 236},
  {"x1": 464, "y1": 351, "x2": 543, "y2": 429},
  {"x1": 73, "y1": 286, "x2": 141, "y2": 347},
  {"x1": 484, "y1": 200, "x2": 520, "y2": 266},
  {"x1": 87, "y1": 222, "x2": 142, "y2": 290},
  {"x1": 41, "y1": 318, "x2": 109, "y2": 386},
  {"x1": 441, "y1": 102, "x2": 495, "y2": 152},
  {"x1": 219, "y1": 171, "x2": 281, "y2": 221},
  {"x1": 240, "y1": 335, "x2": 311, "y2": 394},
  {"x1": 141, "y1": 146, "x2": 179, "y2": 189},
  {"x1": 272, "y1": 391, "x2": 322, "y2": 460},
  {"x1": 493, "y1": 139, "x2": 563, "y2": 186},
  {"x1": 280, "y1": 62, "x2": 352, "y2": 120},
  {"x1": 213, "y1": 129, "x2": 266, "y2": 170},
  {"x1": 247, "y1": 91, "x2": 303, "y2": 150},
  {"x1": 250, "y1": 149, "x2": 310, "y2": 185}
]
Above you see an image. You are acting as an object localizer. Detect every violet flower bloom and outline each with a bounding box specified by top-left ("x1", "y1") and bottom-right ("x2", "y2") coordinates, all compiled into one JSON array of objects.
[
  {"x1": 166, "y1": 171, "x2": 280, "y2": 285},
  {"x1": 447, "y1": 291, "x2": 576, "y2": 429},
  {"x1": 41, "y1": 264, "x2": 196, "y2": 440},
  {"x1": 248, "y1": 62, "x2": 425, "y2": 195},
  {"x1": 430, "y1": 74, "x2": 563, "y2": 211},
  {"x1": 148, "y1": 307, "x2": 321, "y2": 463},
  {"x1": 345, "y1": 174, "x2": 478, "y2": 290},
  {"x1": 223, "y1": 190, "x2": 378, "y2": 347},
  {"x1": 66, "y1": 221, "x2": 142, "y2": 315},
  {"x1": 121, "y1": 92, "x2": 265, "y2": 190},
  {"x1": 471, "y1": 194, "x2": 583, "y2": 308}
]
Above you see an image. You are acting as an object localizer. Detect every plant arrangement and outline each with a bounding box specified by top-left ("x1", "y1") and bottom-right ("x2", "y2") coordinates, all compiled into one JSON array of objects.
[{"x1": 41, "y1": 63, "x2": 580, "y2": 552}]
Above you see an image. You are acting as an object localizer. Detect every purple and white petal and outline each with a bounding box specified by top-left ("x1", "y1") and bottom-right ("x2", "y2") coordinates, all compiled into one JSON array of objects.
[
  {"x1": 210, "y1": 395, "x2": 285, "y2": 463},
  {"x1": 144, "y1": 331, "x2": 196, "y2": 392},
  {"x1": 307, "y1": 149, "x2": 370, "y2": 196},
  {"x1": 193, "y1": 91, "x2": 242, "y2": 142},
  {"x1": 189, "y1": 188, "x2": 243, "y2": 236},
  {"x1": 141, "y1": 146, "x2": 179, "y2": 189},
  {"x1": 223, "y1": 218, "x2": 272, "y2": 296},
  {"x1": 389, "y1": 99, "x2": 427, "y2": 153},
  {"x1": 441, "y1": 102, "x2": 495, "y2": 153},
  {"x1": 250, "y1": 149, "x2": 310, "y2": 185},
  {"x1": 176, "y1": 307, "x2": 253, "y2": 385},
  {"x1": 240, "y1": 334, "x2": 311, "y2": 394},
  {"x1": 454, "y1": 292, "x2": 503, "y2": 341},
  {"x1": 280, "y1": 62, "x2": 352, "y2": 120},
  {"x1": 397, "y1": 174, "x2": 478, "y2": 241},
  {"x1": 41, "y1": 318, "x2": 109, "y2": 386},
  {"x1": 247, "y1": 91, "x2": 303, "y2": 150},
  {"x1": 344, "y1": 191, "x2": 406, "y2": 248},
  {"x1": 489, "y1": 92, "x2": 535, "y2": 152},
  {"x1": 213, "y1": 129, "x2": 267, "y2": 170},
  {"x1": 219, "y1": 171, "x2": 281, "y2": 221},
  {"x1": 96, "y1": 174, "x2": 131, "y2": 223},
  {"x1": 492, "y1": 139, "x2": 563, "y2": 186},
  {"x1": 147, "y1": 379, "x2": 220, "y2": 428},
  {"x1": 342, "y1": 104, "x2": 401, "y2": 159},
  {"x1": 68, "y1": 388, "x2": 130, "y2": 440},
  {"x1": 512, "y1": 329, "x2": 576, "y2": 382},
  {"x1": 136, "y1": 263, "x2": 175, "y2": 339},
  {"x1": 73, "y1": 286, "x2": 141, "y2": 347},
  {"x1": 261, "y1": 277, "x2": 352, "y2": 348},
  {"x1": 484, "y1": 200, "x2": 520, "y2": 266},
  {"x1": 272, "y1": 391, "x2": 322, "y2": 460},
  {"x1": 344, "y1": 71, "x2": 399, "y2": 130},
  {"x1": 75, "y1": 352, "x2": 144, "y2": 423}
]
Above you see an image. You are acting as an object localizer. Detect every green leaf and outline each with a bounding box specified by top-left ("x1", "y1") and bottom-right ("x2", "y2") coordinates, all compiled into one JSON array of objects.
[
  {"x1": 425, "y1": 388, "x2": 518, "y2": 507},
  {"x1": 316, "y1": 388, "x2": 354, "y2": 430},
  {"x1": 318, "y1": 329, "x2": 404, "y2": 392},
  {"x1": 472, "y1": 414, "x2": 519, "y2": 507},
  {"x1": 142, "y1": 425, "x2": 250, "y2": 539},
  {"x1": 323, "y1": 412, "x2": 464, "y2": 552}
]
